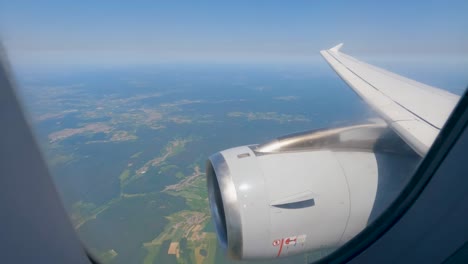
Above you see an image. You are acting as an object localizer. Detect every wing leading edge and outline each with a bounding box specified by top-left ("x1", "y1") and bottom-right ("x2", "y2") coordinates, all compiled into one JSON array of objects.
[{"x1": 320, "y1": 44, "x2": 460, "y2": 156}]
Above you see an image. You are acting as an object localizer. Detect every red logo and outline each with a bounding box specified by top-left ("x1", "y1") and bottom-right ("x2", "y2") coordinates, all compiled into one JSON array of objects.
[
  {"x1": 285, "y1": 237, "x2": 297, "y2": 245},
  {"x1": 272, "y1": 239, "x2": 282, "y2": 246}
]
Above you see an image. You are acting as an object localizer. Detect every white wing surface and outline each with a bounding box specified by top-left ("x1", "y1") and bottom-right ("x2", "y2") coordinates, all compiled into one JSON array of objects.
[{"x1": 321, "y1": 44, "x2": 460, "y2": 156}]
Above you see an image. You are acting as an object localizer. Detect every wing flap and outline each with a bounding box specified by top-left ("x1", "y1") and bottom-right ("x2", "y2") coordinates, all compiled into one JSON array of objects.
[{"x1": 321, "y1": 44, "x2": 459, "y2": 156}]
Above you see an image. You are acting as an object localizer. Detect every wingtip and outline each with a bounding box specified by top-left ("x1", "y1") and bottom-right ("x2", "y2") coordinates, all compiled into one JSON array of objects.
[{"x1": 330, "y1": 43, "x2": 343, "y2": 52}]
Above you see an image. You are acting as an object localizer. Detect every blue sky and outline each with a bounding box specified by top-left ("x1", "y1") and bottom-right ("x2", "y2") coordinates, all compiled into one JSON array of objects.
[{"x1": 1, "y1": 0, "x2": 467, "y2": 65}]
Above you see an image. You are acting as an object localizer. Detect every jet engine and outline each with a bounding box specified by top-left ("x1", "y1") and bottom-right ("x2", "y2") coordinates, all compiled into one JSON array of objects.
[{"x1": 207, "y1": 123, "x2": 420, "y2": 259}]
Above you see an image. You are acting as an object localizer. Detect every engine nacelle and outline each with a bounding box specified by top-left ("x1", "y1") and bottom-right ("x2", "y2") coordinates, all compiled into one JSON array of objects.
[{"x1": 207, "y1": 123, "x2": 419, "y2": 259}]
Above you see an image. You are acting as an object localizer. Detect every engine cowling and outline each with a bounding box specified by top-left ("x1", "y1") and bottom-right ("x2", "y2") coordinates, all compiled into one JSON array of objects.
[{"x1": 207, "y1": 123, "x2": 419, "y2": 259}]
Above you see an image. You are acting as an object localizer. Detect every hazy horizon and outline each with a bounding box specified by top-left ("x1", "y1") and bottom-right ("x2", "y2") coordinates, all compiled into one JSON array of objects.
[{"x1": 2, "y1": 1, "x2": 468, "y2": 66}]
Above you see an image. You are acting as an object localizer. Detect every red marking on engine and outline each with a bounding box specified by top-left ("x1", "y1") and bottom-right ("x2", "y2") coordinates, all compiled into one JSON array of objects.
[
  {"x1": 285, "y1": 237, "x2": 297, "y2": 245},
  {"x1": 276, "y1": 238, "x2": 284, "y2": 257}
]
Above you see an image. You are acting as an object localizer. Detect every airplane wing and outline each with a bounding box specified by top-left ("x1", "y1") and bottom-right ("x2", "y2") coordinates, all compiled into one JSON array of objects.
[
  {"x1": 206, "y1": 45, "x2": 466, "y2": 260},
  {"x1": 320, "y1": 44, "x2": 460, "y2": 156}
]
